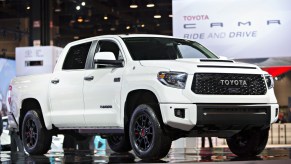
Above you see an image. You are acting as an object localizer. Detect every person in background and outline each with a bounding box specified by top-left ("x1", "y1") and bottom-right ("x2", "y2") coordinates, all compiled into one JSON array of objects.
[
  {"x1": 276, "y1": 112, "x2": 287, "y2": 123},
  {"x1": 201, "y1": 137, "x2": 213, "y2": 148}
]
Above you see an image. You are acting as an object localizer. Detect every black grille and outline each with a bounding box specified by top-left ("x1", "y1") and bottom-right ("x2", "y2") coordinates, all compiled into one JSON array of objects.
[{"x1": 192, "y1": 73, "x2": 267, "y2": 95}]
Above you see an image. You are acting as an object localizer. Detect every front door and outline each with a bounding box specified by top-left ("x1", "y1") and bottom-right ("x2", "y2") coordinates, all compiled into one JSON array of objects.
[{"x1": 83, "y1": 39, "x2": 125, "y2": 127}]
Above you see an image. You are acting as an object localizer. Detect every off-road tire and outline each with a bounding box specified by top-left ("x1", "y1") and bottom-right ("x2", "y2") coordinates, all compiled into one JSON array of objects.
[
  {"x1": 226, "y1": 127, "x2": 269, "y2": 157},
  {"x1": 108, "y1": 134, "x2": 132, "y2": 152},
  {"x1": 21, "y1": 110, "x2": 52, "y2": 155},
  {"x1": 129, "y1": 104, "x2": 172, "y2": 160}
]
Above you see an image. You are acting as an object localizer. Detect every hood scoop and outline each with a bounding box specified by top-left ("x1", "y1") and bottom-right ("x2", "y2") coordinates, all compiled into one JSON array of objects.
[
  {"x1": 200, "y1": 59, "x2": 234, "y2": 63},
  {"x1": 197, "y1": 65, "x2": 257, "y2": 69}
]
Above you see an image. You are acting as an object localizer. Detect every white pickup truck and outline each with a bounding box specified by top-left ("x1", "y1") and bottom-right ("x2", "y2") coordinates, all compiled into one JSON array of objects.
[{"x1": 8, "y1": 34, "x2": 278, "y2": 160}]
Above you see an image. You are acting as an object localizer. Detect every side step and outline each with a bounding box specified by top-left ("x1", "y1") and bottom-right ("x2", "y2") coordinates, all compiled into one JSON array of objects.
[{"x1": 78, "y1": 128, "x2": 124, "y2": 134}]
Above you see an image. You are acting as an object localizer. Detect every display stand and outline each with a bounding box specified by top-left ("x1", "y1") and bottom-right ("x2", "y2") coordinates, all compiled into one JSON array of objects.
[{"x1": 15, "y1": 46, "x2": 63, "y2": 76}]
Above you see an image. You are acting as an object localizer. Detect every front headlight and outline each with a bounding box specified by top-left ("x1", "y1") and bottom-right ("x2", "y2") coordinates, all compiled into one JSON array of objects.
[
  {"x1": 158, "y1": 71, "x2": 188, "y2": 89},
  {"x1": 264, "y1": 74, "x2": 274, "y2": 89}
]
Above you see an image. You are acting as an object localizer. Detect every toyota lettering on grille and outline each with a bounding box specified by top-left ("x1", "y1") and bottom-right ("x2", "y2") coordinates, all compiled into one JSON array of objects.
[{"x1": 219, "y1": 80, "x2": 247, "y2": 86}]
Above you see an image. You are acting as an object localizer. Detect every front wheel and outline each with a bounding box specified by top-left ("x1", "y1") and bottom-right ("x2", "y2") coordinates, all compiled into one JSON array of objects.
[
  {"x1": 129, "y1": 104, "x2": 172, "y2": 160},
  {"x1": 21, "y1": 110, "x2": 52, "y2": 155},
  {"x1": 226, "y1": 127, "x2": 269, "y2": 157}
]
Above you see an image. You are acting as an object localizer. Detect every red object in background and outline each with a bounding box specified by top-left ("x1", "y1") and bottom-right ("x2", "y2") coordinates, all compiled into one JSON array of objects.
[{"x1": 261, "y1": 66, "x2": 291, "y2": 77}]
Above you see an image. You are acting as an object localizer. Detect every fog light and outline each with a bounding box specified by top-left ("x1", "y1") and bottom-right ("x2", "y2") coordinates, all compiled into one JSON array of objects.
[{"x1": 174, "y1": 108, "x2": 185, "y2": 118}]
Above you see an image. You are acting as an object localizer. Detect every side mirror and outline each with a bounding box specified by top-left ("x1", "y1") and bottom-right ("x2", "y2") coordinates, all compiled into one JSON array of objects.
[
  {"x1": 94, "y1": 52, "x2": 116, "y2": 61},
  {"x1": 94, "y1": 52, "x2": 123, "y2": 67}
]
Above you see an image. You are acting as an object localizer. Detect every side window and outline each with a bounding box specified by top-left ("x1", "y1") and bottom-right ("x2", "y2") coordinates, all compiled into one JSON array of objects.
[
  {"x1": 93, "y1": 40, "x2": 123, "y2": 69},
  {"x1": 95, "y1": 40, "x2": 123, "y2": 60},
  {"x1": 63, "y1": 42, "x2": 91, "y2": 70}
]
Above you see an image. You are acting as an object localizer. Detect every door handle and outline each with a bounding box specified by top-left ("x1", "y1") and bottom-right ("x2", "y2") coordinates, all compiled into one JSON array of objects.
[
  {"x1": 84, "y1": 76, "x2": 94, "y2": 81},
  {"x1": 51, "y1": 79, "x2": 59, "y2": 84}
]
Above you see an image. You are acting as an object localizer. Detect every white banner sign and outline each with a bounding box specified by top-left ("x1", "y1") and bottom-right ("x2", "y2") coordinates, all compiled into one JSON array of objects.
[{"x1": 173, "y1": 0, "x2": 291, "y2": 59}]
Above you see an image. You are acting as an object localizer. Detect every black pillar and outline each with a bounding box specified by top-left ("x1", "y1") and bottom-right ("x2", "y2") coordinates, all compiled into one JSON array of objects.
[{"x1": 29, "y1": 0, "x2": 51, "y2": 46}]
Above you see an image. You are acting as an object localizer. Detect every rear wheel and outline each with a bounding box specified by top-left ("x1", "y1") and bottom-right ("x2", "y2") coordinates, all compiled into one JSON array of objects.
[
  {"x1": 108, "y1": 134, "x2": 132, "y2": 152},
  {"x1": 129, "y1": 104, "x2": 172, "y2": 160},
  {"x1": 21, "y1": 110, "x2": 52, "y2": 155},
  {"x1": 226, "y1": 127, "x2": 269, "y2": 157}
]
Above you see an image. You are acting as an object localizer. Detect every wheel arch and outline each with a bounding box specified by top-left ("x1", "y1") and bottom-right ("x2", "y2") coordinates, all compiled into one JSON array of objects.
[
  {"x1": 19, "y1": 98, "x2": 51, "y2": 135},
  {"x1": 124, "y1": 89, "x2": 163, "y2": 128}
]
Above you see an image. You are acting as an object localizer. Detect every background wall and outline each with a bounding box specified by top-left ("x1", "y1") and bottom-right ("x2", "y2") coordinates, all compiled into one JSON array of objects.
[
  {"x1": 173, "y1": 0, "x2": 291, "y2": 59},
  {"x1": 274, "y1": 72, "x2": 291, "y2": 106},
  {"x1": 0, "y1": 18, "x2": 29, "y2": 59},
  {"x1": 0, "y1": 58, "x2": 16, "y2": 116}
]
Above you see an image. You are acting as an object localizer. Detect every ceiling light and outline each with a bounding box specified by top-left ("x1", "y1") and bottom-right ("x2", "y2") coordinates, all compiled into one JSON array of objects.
[
  {"x1": 55, "y1": 0, "x2": 61, "y2": 12},
  {"x1": 77, "y1": 17, "x2": 83, "y2": 23},
  {"x1": 110, "y1": 27, "x2": 116, "y2": 31},
  {"x1": 76, "y1": 5, "x2": 80, "y2": 10},
  {"x1": 130, "y1": 0, "x2": 138, "y2": 8},
  {"x1": 84, "y1": 19, "x2": 90, "y2": 22},
  {"x1": 126, "y1": 26, "x2": 131, "y2": 30},
  {"x1": 147, "y1": 3, "x2": 155, "y2": 8},
  {"x1": 97, "y1": 28, "x2": 103, "y2": 32},
  {"x1": 54, "y1": 8, "x2": 61, "y2": 12},
  {"x1": 169, "y1": 14, "x2": 173, "y2": 17},
  {"x1": 26, "y1": 6, "x2": 30, "y2": 10},
  {"x1": 156, "y1": 23, "x2": 160, "y2": 27},
  {"x1": 74, "y1": 36, "x2": 79, "y2": 40},
  {"x1": 141, "y1": 24, "x2": 145, "y2": 28},
  {"x1": 104, "y1": 16, "x2": 108, "y2": 20},
  {"x1": 130, "y1": 4, "x2": 138, "y2": 8},
  {"x1": 81, "y1": 2, "x2": 86, "y2": 6},
  {"x1": 154, "y1": 14, "x2": 161, "y2": 19}
]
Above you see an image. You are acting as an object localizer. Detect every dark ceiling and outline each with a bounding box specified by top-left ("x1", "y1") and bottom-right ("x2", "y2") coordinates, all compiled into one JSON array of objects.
[{"x1": 0, "y1": 0, "x2": 172, "y2": 46}]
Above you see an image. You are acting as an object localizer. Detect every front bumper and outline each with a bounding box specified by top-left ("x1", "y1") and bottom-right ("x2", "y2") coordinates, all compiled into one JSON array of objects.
[{"x1": 160, "y1": 103, "x2": 279, "y2": 131}]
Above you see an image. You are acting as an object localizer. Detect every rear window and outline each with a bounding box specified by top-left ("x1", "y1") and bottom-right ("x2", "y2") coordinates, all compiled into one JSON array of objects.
[{"x1": 63, "y1": 42, "x2": 91, "y2": 70}]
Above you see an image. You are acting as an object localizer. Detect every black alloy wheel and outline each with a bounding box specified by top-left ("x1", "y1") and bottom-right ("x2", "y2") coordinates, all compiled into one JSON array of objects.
[
  {"x1": 129, "y1": 104, "x2": 172, "y2": 160},
  {"x1": 21, "y1": 110, "x2": 52, "y2": 155},
  {"x1": 24, "y1": 118, "x2": 38, "y2": 148},
  {"x1": 133, "y1": 111, "x2": 154, "y2": 151}
]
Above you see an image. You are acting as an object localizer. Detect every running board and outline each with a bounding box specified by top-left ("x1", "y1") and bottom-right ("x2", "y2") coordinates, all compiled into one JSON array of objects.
[{"x1": 78, "y1": 128, "x2": 124, "y2": 134}]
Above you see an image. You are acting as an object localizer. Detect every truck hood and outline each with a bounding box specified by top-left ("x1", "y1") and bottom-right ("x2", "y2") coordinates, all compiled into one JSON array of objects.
[{"x1": 139, "y1": 58, "x2": 262, "y2": 74}]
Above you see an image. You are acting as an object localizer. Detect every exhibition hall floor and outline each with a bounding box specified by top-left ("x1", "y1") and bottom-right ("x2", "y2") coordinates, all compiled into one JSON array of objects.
[{"x1": 1, "y1": 147, "x2": 291, "y2": 163}]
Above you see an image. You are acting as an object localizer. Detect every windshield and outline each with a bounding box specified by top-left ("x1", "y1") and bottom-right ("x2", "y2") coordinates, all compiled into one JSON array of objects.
[{"x1": 123, "y1": 37, "x2": 218, "y2": 60}]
